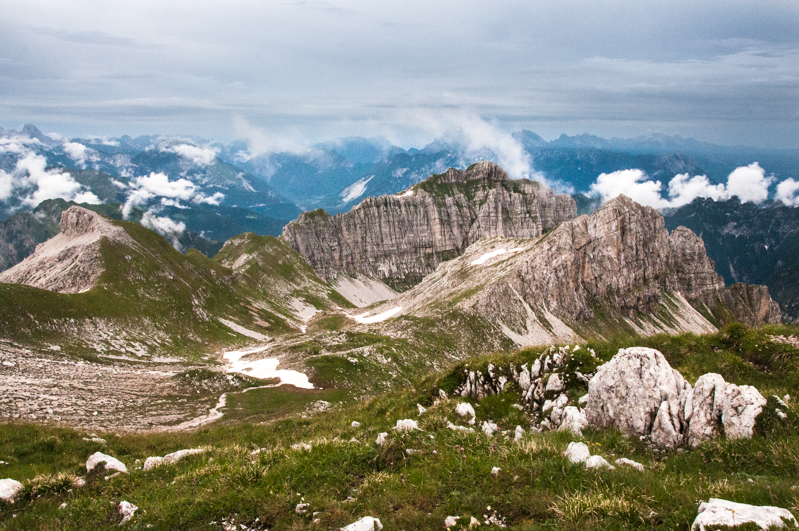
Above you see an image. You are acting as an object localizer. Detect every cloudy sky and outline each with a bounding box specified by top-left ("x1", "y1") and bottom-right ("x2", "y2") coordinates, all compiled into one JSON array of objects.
[{"x1": 2, "y1": 0, "x2": 798, "y2": 148}]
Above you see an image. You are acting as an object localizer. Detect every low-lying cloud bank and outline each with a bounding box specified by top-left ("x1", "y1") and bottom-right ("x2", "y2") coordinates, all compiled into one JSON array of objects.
[
  {"x1": 0, "y1": 150, "x2": 100, "y2": 207},
  {"x1": 121, "y1": 172, "x2": 224, "y2": 218},
  {"x1": 589, "y1": 162, "x2": 798, "y2": 209}
]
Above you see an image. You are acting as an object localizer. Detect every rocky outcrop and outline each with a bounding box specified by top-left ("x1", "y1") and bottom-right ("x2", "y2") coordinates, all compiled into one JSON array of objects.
[
  {"x1": 585, "y1": 347, "x2": 767, "y2": 449},
  {"x1": 691, "y1": 499, "x2": 797, "y2": 531},
  {"x1": 358, "y1": 194, "x2": 780, "y2": 344},
  {"x1": 281, "y1": 162, "x2": 576, "y2": 289},
  {"x1": 0, "y1": 206, "x2": 136, "y2": 293}
]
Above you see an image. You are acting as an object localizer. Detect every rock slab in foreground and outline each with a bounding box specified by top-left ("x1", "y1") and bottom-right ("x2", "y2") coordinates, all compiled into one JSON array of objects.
[
  {"x1": 691, "y1": 498, "x2": 797, "y2": 530},
  {"x1": 585, "y1": 347, "x2": 767, "y2": 449}
]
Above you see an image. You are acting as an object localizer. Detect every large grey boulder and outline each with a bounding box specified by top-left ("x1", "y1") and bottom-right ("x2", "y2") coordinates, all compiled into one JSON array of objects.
[
  {"x1": 585, "y1": 347, "x2": 691, "y2": 442},
  {"x1": 586, "y1": 347, "x2": 767, "y2": 448}
]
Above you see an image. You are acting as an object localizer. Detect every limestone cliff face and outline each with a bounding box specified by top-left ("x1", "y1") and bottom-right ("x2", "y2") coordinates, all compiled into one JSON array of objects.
[
  {"x1": 355, "y1": 195, "x2": 780, "y2": 345},
  {"x1": 0, "y1": 206, "x2": 136, "y2": 293},
  {"x1": 281, "y1": 161, "x2": 576, "y2": 289}
]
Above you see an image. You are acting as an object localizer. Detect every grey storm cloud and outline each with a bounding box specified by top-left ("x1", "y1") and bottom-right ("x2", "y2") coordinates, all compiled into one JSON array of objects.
[{"x1": 1, "y1": 0, "x2": 798, "y2": 148}]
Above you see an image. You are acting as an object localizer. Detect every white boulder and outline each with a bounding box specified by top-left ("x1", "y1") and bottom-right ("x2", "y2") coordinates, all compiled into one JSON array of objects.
[
  {"x1": 456, "y1": 402, "x2": 476, "y2": 425},
  {"x1": 340, "y1": 516, "x2": 383, "y2": 531},
  {"x1": 118, "y1": 501, "x2": 138, "y2": 525},
  {"x1": 143, "y1": 449, "x2": 205, "y2": 471},
  {"x1": 563, "y1": 442, "x2": 590, "y2": 464},
  {"x1": 558, "y1": 406, "x2": 588, "y2": 436},
  {"x1": 395, "y1": 419, "x2": 418, "y2": 432},
  {"x1": 584, "y1": 455, "x2": 615, "y2": 470},
  {"x1": 86, "y1": 452, "x2": 128, "y2": 474},
  {"x1": 546, "y1": 373, "x2": 564, "y2": 392},
  {"x1": 691, "y1": 498, "x2": 797, "y2": 530},
  {"x1": 585, "y1": 347, "x2": 691, "y2": 440},
  {"x1": 615, "y1": 458, "x2": 645, "y2": 472},
  {"x1": 0, "y1": 478, "x2": 23, "y2": 503},
  {"x1": 481, "y1": 421, "x2": 498, "y2": 437}
]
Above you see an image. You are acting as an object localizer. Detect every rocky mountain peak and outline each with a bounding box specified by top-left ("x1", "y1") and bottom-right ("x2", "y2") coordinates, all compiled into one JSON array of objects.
[
  {"x1": 0, "y1": 206, "x2": 135, "y2": 294},
  {"x1": 281, "y1": 163, "x2": 576, "y2": 290},
  {"x1": 431, "y1": 161, "x2": 509, "y2": 184}
]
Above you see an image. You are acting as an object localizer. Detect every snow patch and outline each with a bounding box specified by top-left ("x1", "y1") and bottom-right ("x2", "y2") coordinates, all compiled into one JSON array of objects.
[
  {"x1": 341, "y1": 176, "x2": 374, "y2": 203},
  {"x1": 353, "y1": 307, "x2": 402, "y2": 324},
  {"x1": 471, "y1": 247, "x2": 524, "y2": 266},
  {"x1": 217, "y1": 318, "x2": 269, "y2": 341},
  {"x1": 224, "y1": 346, "x2": 314, "y2": 389}
]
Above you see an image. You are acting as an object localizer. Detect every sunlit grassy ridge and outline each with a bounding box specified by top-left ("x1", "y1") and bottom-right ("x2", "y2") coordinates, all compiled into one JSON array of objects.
[{"x1": 1, "y1": 324, "x2": 798, "y2": 530}]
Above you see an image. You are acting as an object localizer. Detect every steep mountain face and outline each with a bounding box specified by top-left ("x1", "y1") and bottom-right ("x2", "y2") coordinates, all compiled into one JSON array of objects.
[
  {"x1": 0, "y1": 207, "x2": 137, "y2": 293},
  {"x1": 664, "y1": 198, "x2": 799, "y2": 322},
  {"x1": 355, "y1": 195, "x2": 780, "y2": 346},
  {"x1": 281, "y1": 162, "x2": 577, "y2": 290}
]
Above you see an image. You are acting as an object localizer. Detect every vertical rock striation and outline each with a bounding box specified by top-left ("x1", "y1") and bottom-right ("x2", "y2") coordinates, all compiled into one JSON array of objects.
[{"x1": 281, "y1": 161, "x2": 576, "y2": 289}]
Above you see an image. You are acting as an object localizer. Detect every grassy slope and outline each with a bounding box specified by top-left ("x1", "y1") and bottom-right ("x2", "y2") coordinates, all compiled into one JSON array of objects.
[
  {"x1": 0, "y1": 219, "x2": 288, "y2": 358},
  {"x1": 2, "y1": 324, "x2": 798, "y2": 530}
]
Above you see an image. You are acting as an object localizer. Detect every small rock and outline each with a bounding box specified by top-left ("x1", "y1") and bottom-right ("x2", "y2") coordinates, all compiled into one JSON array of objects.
[
  {"x1": 405, "y1": 449, "x2": 420, "y2": 455},
  {"x1": 291, "y1": 442, "x2": 312, "y2": 451},
  {"x1": 691, "y1": 498, "x2": 797, "y2": 530},
  {"x1": 491, "y1": 467, "x2": 500, "y2": 478},
  {"x1": 0, "y1": 478, "x2": 24, "y2": 503},
  {"x1": 514, "y1": 425, "x2": 524, "y2": 441},
  {"x1": 395, "y1": 419, "x2": 418, "y2": 432},
  {"x1": 481, "y1": 421, "x2": 498, "y2": 437},
  {"x1": 82, "y1": 437, "x2": 106, "y2": 444},
  {"x1": 375, "y1": 432, "x2": 388, "y2": 446},
  {"x1": 118, "y1": 501, "x2": 138, "y2": 525},
  {"x1": 439, "y1": 389, "x2": 448, "y2": 400},
  {"x1": 545, "y1": 373, "x2": 564, "y2": 393},
  {"x1": 351, "y1": 421, "x2": 361, "y2": 428},
  {"x1": 563, "y1": 442, "x2": 590, "y2": 464},
  {"x1": 340, "y1": 516, "x2": 383, "y2": 531},
  {"x1": 456, "y1": 403, "x2": 476, "y2": 424},
  {"x1": 417, "y1": 404, "x2": 427, "y2": 415},
  {"x1": 469, "y1": 516, "x2": 481, "y2": 528},
  {"x1": 584, "y1": 455, "x2": 615, "y2": 470},
  {"x1": 143, "y1": 449, "x2": 205, "y2": 471},
  {"x1": 295, "y1": 503, "x2": 310, "y2": 514},
  {"x1": 447, "y1": 421, "x2": 474, "y2": 432},
  {"x1": 776, "y1": 409, "x2": 788, "y2": 420},
  {"x1": 558, "y1": 406, "x2": 588, "y2": 436},
  {"x1": 615, "y1": 458, "x2": 645, "y2": 472},
  {"x1": 86, "y1": 452, "x2": 128, "y2": 474},
  {"x1": 349, "y1": 437, "x2": 359, "y2": 443},
  {"x1": 445, "y1": 515, "x2": 460, "y2": 528}
]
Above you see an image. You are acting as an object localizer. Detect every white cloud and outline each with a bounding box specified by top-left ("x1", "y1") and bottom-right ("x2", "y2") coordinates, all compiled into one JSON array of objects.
[
  {"x1": 164, "y1": 144, "x2": 218, "y2": 166},
  {"x1": 132, "y1": 172, "x2": 197, "y2": 200},
  {"x1": 590, "y1": 162, "x2": 778, "y2": 209},
  {"x1": 666, "y1": 173, "x2": 728, "y2": 207},
  {"x1": 192, "y1": 191, "x2": 225, "y2": 205},
  {"x1": 160, "y1": 197, "x2": 188, "y2": 208},
  {"x1": 590, "y1": 169, "x2": 669, "y2": 209},
  {"x1": 725, "y1": 162, "x2": 773, "y2": 203},
  {"x1": 63, "y1": 141, "x2": 97, "y2": 165},
  {"x1": 0, "y1": 170, "x2": 14, "y2": 202},
  {"x1": 121, "y1": 171, "x2": 225, "y2": 217},
  {"x1": 776, "y1": 178, "x2": 799, "y2": 207},
  {"x1": 13, "y1": 153, "x2": 101, "y2": 207},
  {"x1": 0, "y1": 135, "x2": 40, "y2": 155},
  {"x1": 111, "y1": 179, "x2": 127, "y2": 189},
  {"x1": 140, "y1": 210, "x2": 186, "y2": 250},
  {"x1": 233, "y1": 116, "x2": 308, "y2": 157}
]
